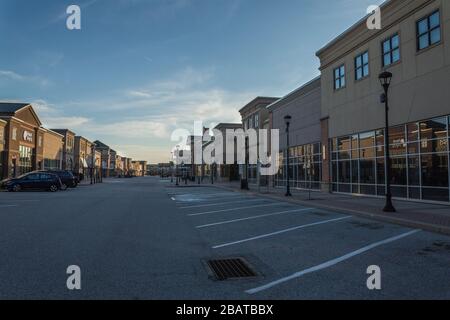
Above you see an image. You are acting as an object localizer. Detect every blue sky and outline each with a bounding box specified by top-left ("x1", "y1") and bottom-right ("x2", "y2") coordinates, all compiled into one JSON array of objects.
[{"x1": 0, "y1": 0, "x2": 383, "y2": 163}]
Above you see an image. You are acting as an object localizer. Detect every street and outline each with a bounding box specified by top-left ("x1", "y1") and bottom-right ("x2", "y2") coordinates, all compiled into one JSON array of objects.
[{"x1": 0, "y1": 176, "x2": 449, "y2": 299}]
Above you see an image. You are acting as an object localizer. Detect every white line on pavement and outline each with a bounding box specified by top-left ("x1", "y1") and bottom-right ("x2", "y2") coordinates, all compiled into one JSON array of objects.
[
  {"x1": 180, "y1": 198, "x2": 264, "y2": 209},
  {"x1": 212, "y1": 216, "x2": 351, "y2": 249},
  {"x1": 196, "y1": 208, "x2": 315, "y2": 228},
  {"x1": 188, "y1": 203, "x2": 281, "y2": 217},
  {"x1": 245, "y1": 229, "x2": 421, "y2": 294},
  {"x1": 0, "y1": 205, "x2": 18, "y2": 208}
]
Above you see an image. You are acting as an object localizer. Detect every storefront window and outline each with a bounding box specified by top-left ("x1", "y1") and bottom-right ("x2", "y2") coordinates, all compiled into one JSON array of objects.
[
  {"x1": 19, "y1": 145, "x2": 33, "y2": 175},
  {"x1": 276, "y1": 142, "x2": 322, "y2": 190},
  {"x1": 331, "y1": 114, "x2": 450, "y2": 203}
]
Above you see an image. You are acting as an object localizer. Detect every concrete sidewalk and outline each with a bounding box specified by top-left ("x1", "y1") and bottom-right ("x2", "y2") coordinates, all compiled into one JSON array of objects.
[{"x1": 205, "y1": 181, "x2": 450, "y2": 236}]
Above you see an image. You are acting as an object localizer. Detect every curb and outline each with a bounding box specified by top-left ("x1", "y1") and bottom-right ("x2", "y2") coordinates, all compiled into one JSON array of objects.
[{"x1": 210, "y1": 184, "x2": 450, "y2": 236}]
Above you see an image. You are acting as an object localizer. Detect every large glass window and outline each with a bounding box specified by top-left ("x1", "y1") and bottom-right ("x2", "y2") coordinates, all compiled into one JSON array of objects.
[
  {"x1": 331, "y1": 114, "x2": 450, "y2": 203},
  {"x1": 275, "y1": 142, "x2": 322, "y2": 190},
  {"x1": 19, "y1": 145, "x2": 33, "y2": 176},
  {"x1": 355, "y1": 51, "x2": 369, "y2": 80},
  {"x1": 334, "y1": 65, "x2": 346, "y2": 90},
  {"x1": 382, "y1": 34, "x2": 400, "y2": 66},
  {"x1": 417, "y1": 11, "x2": 441, "y2": 51}
]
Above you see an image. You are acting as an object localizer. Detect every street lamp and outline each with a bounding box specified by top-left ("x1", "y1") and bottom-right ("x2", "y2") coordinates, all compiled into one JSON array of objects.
[
  {"x1": 284, "y1": 115, "x2": 292, "y2": 197},
  {"x1": 176, "y1": 145, "x2": 180, "y2": 186},
  {"x1": 379, "y1": 71, "x2": 396, "y2": 212},
  {"x1": 170, "y1": 152, "x2": 174, "y2": 183}
]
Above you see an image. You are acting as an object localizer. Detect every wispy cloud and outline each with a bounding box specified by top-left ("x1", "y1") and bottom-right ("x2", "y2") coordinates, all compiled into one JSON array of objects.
[
  {"x1": 0, "y1": 70, "x2": 50, "y2": 87},
  {"x1": 27, "y1": 66, "x2": 254, "y2": 162}
]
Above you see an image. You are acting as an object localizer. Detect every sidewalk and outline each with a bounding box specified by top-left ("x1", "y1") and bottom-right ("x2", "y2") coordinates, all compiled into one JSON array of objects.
[{"x1": 208, "y1": 181, "x2": 450, "y2": 236}]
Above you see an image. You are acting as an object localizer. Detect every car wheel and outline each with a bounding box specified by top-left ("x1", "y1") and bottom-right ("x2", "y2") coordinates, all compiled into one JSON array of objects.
[
  {"x1": 12, "y1": 184, "x2": 21, "y2": 192},
  {"x1": 49, "y1": 184, "x2": 58, "y2": 192},
  {"x1": 61, "y1": 183, "x2": 68, "y2": 191}
]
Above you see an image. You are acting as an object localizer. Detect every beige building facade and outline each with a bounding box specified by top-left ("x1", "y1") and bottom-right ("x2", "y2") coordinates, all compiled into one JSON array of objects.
[
  {"x1": 316, "y1": 0, "x2": 450, "y2": 202},
  {"x1": 42, "y1": 129, "x2": 63, "y2": 170}
]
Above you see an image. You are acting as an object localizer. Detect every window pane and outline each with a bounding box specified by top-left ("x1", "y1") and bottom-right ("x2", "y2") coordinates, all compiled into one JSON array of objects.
[
  {"x1": 430, "y1": 27, "x2": 441, "y2": 44},
  {"x1": 338, "y1": 161, "x2": 351, "y2": 183},
  {"x1": 419, "y1": 34, "x2": 429, "y2": 49},
  {"x1": 360, "y1": 131, "x2": 375, "y2": 148},
  {"x1": 422, "y1": 188, "x2": 449, "y2": 202},
  {"x1": 407, "y1": 123, "x2": 419, "y2": 142},
  {"x1": 418, "y1": 19, "x2": 428, "y2": 35},
  {"x1": 391, "y1": 35, "x2": 399, "y2": 48},
  {"x1": 356, "y1": 68, "x2": 362, "y2": 80},
  {"x1": 363, "y1": 52, "x2": 369, "y2": 64},
  {"x1": 383, "y1": 40, "x2": 391, "y2": 53},
  {"x1": 356, "y1": 56, "x2": 362, "y2": 68},
  {"x1": 391, "y1": 157, "x2": 407, "y2": 185},
  {"x1": 421, "y1": 153, "x2": 448, "y2": 187},
  {"x1": 392, "y1": 48, "x2": 400, "y2": 63},
  {"x1": 421, "y1": 117, "x2": 447, "y2": 139},
  {"x1": 429, "y1": 12, "x2": 440, "y2": 29},
  {"x1": 335, "y1": 80, "x2": 340, "y2": 89},
  {"x1": 340, "y1": 65, "x2": 345, "y2": 76},
  {"x1": 340, "y1": 76, "x2": 345, "y2": 87},
  {"x1": 360, "y1": 159, "x2": 375, "y2": 184},
  {"x1": 384, "y1": 53, "x2": 391, "y2": 66},
  {"x1": 408, "y1": 156, "x2": 420, "y2": 186},
  {"x1": 334, "y1": 68, "x2": 340, "y2": 79},
  {"x1": 363, "y1": 64, "x2": 369, "y2": 76}
]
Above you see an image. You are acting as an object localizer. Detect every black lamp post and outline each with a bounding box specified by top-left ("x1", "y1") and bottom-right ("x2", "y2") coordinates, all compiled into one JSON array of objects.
[
  {"x1": 379, "y1": 71, "x2": 396, "y2": 212},
  {"x1": 90, "y1": 145, "x2": 95, "y2": 185},
  {"x1": 284, "y1": 115, "x2": 292, "y2": 197},
  {"x1": 175, "y1": 145, "x2": 180, "y2": 186}
]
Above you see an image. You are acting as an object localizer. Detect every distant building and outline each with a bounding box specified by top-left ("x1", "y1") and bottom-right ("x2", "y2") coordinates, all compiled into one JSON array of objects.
[{"x1": 51, "y1": 129, "x2": 76, "y2": 171}]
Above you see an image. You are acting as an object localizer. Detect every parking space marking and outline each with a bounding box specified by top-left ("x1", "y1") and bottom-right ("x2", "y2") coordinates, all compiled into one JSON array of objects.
[
  {"x1": 188, "y1": 202, "x2": 281, "y2": 217},
  {"x1": 179, "y1": 198, "x2": 263, "y2": 209},
  {"x1": 196, "y1": 208, "x2": 315, "y2": 229},
  {"x1": 212, "y1": 216, "x2": 351, "y2": 249},
  {"x1": 0, "y1": 204, "x2": 18, "y2": 208},
  {"x1": 245, "y1": 229, "x2": 421, "y2": 294}
]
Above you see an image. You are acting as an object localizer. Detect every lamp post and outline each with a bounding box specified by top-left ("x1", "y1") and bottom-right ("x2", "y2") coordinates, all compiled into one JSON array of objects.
[
  {"x1": 170, "y1": 152, "x2": 174, "y2": 183},
  {"x1": 90, "y1": 145, "x2": 95, "y2": 185},
  {"x1": 284, "y1": 115, "x2": 292, "y2": 197},
  {"x1": 379, "y1": 71, "x2": 396, "y2": 212},
  {"x1": 176, "y1": 145, "x2": 180, "y2": 186}
]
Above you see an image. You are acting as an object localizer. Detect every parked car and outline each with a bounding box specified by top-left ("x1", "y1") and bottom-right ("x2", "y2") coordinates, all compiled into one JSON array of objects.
[
  {"x1": 1, "y1": 172, "x2": 62, "y2": 192},
  {"x1": 39, "y1": 170, "x2": 78, "y2": 190}
]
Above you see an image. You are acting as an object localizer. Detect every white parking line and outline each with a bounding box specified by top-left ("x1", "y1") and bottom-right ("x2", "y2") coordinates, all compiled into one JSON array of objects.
[
  {"x1": 0, "y1": 205, "x2": 18, "y2": 208},
  {"x1": 180, "y1": 198, "x2": 264, "y2": 209},
  {"x1": 196, "y1": 208, "x2": 315, "y2": 228},
  {"x1": 188, "y1": 203, "x2": 281, "y2": 217},
  {"x1": 245, "y1": 229, "x2": 421, "y2": 294},
  {"x1": 212, "y1": 216, "x2": 351, "y2": 249}
]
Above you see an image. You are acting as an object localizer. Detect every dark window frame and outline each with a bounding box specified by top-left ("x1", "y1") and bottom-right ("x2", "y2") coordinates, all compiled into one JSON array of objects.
[
  {"x1": 333, "y1": 64, "x2": 346, "y2": 90},
  {"x1": 355, "y1": 51, "x2": 369, "y2": 80},
  {"x1": 382, "y1": 33, "x2": 400, "y2": 67},
  {"x1": 416, "y1": 10, "x2": 441, "y2": 51}
]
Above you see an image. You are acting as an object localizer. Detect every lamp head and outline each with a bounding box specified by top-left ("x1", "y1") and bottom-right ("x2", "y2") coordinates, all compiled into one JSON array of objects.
[
  {"x1": 284, "y1": 115, "x2": 292, "y2": 126},
  {"x1": 379, "y1": 71, "x2": 393, "y2": 89}
]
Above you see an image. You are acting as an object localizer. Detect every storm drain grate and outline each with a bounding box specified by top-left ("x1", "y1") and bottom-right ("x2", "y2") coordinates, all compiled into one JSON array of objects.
[{"x1": 207, "y1": 258, "x2": 257, "y2": 281}]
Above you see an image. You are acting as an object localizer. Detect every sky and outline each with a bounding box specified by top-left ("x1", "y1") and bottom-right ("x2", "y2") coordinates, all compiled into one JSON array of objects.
[{"x1": 0, "y1": 0, "x2": 384, "y2": 163}]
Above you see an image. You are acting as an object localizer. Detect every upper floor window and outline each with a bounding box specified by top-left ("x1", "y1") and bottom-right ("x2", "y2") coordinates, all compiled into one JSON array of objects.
[
  {"x1": 355, "y1": 51, "x2": 369, "y2": 80},
  {"x1": 417, "y1": 11, "x2": 441, "y2": 51},
  {"x1": 12, "y1": 127, "x2": 17, "y2": 140},
  {"x1": 334, "y1": 65, "x2": 346, "y2": 90},
  {"x1": 254, "y1": 114, "x2": 259, "y2": 128},
  {"x1": 382, "y1": 34, "x2": 400, "y2": 66}
]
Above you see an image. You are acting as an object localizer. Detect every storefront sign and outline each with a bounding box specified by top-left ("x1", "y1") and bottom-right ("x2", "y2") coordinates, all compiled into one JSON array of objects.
[{"x1": 23, "y1": 130, "x2": 33, "y2": 142}]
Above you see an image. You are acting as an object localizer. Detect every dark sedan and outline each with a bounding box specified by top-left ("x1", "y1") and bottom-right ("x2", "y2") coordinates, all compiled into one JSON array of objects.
[
  {"x1": 39, "y1": 170, "x2": 78, "y2": 190},
  {"x1": 1, "y1": 172, "x2": 63, "y2": 192}
]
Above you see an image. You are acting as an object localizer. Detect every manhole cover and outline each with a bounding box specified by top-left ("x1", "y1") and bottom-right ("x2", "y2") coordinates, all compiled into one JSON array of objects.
[{"x1": 207, "y1": 258, "x2": 258, "y2": 281}]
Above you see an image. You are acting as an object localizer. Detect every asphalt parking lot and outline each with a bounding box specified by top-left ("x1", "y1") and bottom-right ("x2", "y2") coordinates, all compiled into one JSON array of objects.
[
  {"x1": 0, "y1": 176, "x2": 449, "y2": 299},
  {"x1": 169, "y1": 184, "x2": 450, "y2": 299}
]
